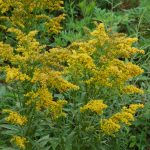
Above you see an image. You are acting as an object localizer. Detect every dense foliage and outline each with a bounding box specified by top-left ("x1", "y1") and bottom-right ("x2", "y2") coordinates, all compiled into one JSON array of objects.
[{"x1": 0, "y1": 0, "x2": 149, "y2": 150}]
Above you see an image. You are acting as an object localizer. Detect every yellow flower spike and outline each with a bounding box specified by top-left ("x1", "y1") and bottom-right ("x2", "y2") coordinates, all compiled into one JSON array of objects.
[
  {"x1": 0, "y1": 0, "x2": 64, "y2": 30},
  {"x1": 45, "y1": 14, "x2": 65, "y2": 34},
  {"x1": 86, "y1": 57, "x2": 144, "y2": 88},
  {"x1": 25, "y1": 88, "x2": 67, "y2": 119},
  {"x1": 0, "y1": 42, "x2": 14, "y2": 61},
  {"x1": 105, "y1": 34, "x2": 145, "y2": 58},
  {"x1": 111, "y1": 103, "x2": 144, "y2": 124},
  {"x1": 122, "y1": 85, "x2": 144, "y2": 94},
  {"x1": 5, "y1": 67, "x2": 30, "y2": 83},
  {"x1": 127, "y1": 104, "x2": 144, "y2": 114},
  {"x1": 111, "y1": 112, "x2": 134, "y2": 125},
  {"x1": 25, "y1": 87, "x2": 53, "y2": 110},
  {"x1": 100, "y1": 103, "x2": 144, "y2": 136},
  {"x1": 35, "y1": 88, "x2": 53, "y2": 110},
  {"x1": 126, "y1": 62, "x2": 144, "y2": 77},
  {"x1": 11, "y1": 136, "x2": 27, "y2": 150},
  {"x1": 68, "y1": 53, "x2": 96, "y2": 70},
  {"x1": 3, "y1": 110, "x2": 27, "y2": 126},
  {"x1": 90, "y1": 23, "x2": 109, "y2": 46},
  {"x1": 31, "y1": 67, "x2": 79, "y2": 92},
  {"x1": 80, "y1": 100, "x2": 108, "y2": 115},
  {"x1": 100, "y1": 119, "x2": 121, "y2": 136},
  {"x1": 69, "y1": 40, "x2": 97, "y2": 55}
]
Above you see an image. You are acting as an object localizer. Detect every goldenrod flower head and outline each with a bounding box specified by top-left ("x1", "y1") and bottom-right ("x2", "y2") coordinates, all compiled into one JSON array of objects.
[
  {"x1": 80, "y1": 100, "x2": 108, "y2": 115},
  {"x1": 100, "y1": 119, "x2": 121, "y2": 136},
  {"x1": 111, "y1": 103, "x2": 144, "y2": 125},
  {"x1": 45, "y1": 14, "x2": 65, "y2": 34},
  {"x1": 0, "y1": 42, "x2": 13, "y2": 61},
  {"x1": 69, "y1": 40, "x2": 97, "y2": 55},
  {"x1": 5, "y1": 67, "x2": 30, "y2": 82},
  {"x1": 3, "y1": 110, "x2": 27, "y2": 126},
  {"x1": 122, "y1": 85, "x2": 144, "y2": 94},
  {"x1": 0, "y1": 0, "x2": 64, "y2": 32},
  {"x1": 111, "y1": 112, "x2": 134, "y2": 125},
  {"x1": 123, "y1": 104, "x2": 144, "y2": 114},
  {"x1": 91, "y1": 23, "x2": 109, "y2": 46},
  {"x1": 25, "y1": 88, "x2": 67, "y2": 118},
  {"x1": 35, "y1": 88, "x2": 53, "y2": 110},
  {"x1": 68, "y1": 52, "x2": 96, "y2": 70},
  {"x1": 11, "y1": 136, "x2": 27, "y2": 149},
  {"x1": 32, "y1": 67, "x2": 79, "y2": 92},
  {"x1": 100, "y1": 103, "x2": 144, "y2": 135},
  {"x1": 86, "y1": 57, "x2": 144, "y2": 89},
  {"x1": 25, "y1": 87, "x2": 53, "y2": 110},
  {"x1": 49, "y1": 100, "x2": 68, "y2": 119},
  {"x1": 106, "y1": 35, "x2": 145, "y2": 58}
]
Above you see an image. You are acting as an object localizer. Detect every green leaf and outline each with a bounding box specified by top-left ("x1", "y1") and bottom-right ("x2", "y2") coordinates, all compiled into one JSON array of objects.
[{"x1": 0, "y1": 147, "x2": 16, "y2": 150}]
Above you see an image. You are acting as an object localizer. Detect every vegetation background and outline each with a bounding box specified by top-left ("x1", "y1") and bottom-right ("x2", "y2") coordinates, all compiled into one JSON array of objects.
[
  {"x1": 0, "y1": 0, "x2": 150, "y2": 149},
  {"x1": 55, "y1": 1, "x2": 150, "y2": 148}
]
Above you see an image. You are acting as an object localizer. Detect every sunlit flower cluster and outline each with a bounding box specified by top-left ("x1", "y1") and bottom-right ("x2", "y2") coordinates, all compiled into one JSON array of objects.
[
  {"x1": 66, "y1": 23, "x2": 144, "y2": 94},
  {"x1": 3, "y1": 110, "x2": 27, "y2": 126},
  {"x1": 0, "y1": 0, "x2": 64, "y2": 35},
  {"x1": 0, "y1": 42, "x2": 13, "y2": 61},
  {"x1": 11, "y1": 136, "x2": 27, "y2": 149},
  {"x1": 122, "y1": 85, "x2": 144, "y2": 94},
  {"x1": 86, "y1": 59, "x2": 144, "y2": 88},
  {"x1": 5, "y1": 67, "x2": 30, "y2": 83},
  {"x1": 80, "y1": 100, "x2": 108, "y2": 115},
  {"x1": 25, "y1": 88, "x2": 68, "y2": 118},
  {"x1": 0, "y1": 22, "x2": 78, "y2": 126},
  {"x1": 90, "y1": 23, "x2": 109, "y2": 46},
  {"x1": 45, "y1": 14, "x2": 65, "y2": 35},
  {"x1": 0, "y1": 3, "x2": 145, "y2": 147},
  {"x1": 106, "y1": 34, "x2": 145, "y2": 58},
  {"x1": 100, "y1": 104, "x2": 144, "y2": 135}
]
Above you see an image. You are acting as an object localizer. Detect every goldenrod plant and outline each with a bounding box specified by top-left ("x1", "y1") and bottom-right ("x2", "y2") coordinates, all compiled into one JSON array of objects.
[
  {"x1": 0, "y1": 0, "x2": 148, "y2": 150},
  {"x1": 0, "y1": 0, "x2": 65, "y2": 44}
]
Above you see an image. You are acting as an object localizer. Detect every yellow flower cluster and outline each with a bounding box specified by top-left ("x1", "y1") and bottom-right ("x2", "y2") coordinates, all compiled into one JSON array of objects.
[
  {"x1": 31, "y1": 67, "x2": 79, "y2": 92},
  {"x1": 65, "y1": 23, "x2": 144, "y2": 94},
  {"x1": 3, "y1": 110, "x2": 27, "y2": 126},
  {"x1": 69, "y1": 40, "x2": 97, "y2": 55},
  {"x1": 45, "y1": 14, "x2": 65, "y2": 34},
  {"x1": 25, "y1": 87, "x2": 53, "y2": 108},
  {"x1": 86, "y1": 59, "x2": 144, "y2": 88},
  {"x1": 7, "y1": 28, "x2": 45, "y2": 63},
  {"x1": 0, "y1": 27, "x2": 79, "y2": 92},
  {"x1": 25, "y1": 88, "x2": 68, "y2": 118},
  {"x1": 11, "y1": 136, "x2": 27, "y2": 149},
  {"x1": 40, "y1": 47, "x2": 70, "y2": 69},
  {"x1": 36, "y1": 88, "x2": 53, "y2": 110},
  {"x1": 122, "y1": 104, "x2": 144, "y2": 114},
  {"x1": 100, "y1": 104, "x2": 144, "y2": 135},
  {"x1": 0, "y1": 22, "x2": 143, "y2": 97},
  {"x1": 0, "y1": 0, "x2": 64, "y2": 33},
  {"x1": 5, "y1": 67, "x2": 30, "y2": 83},
  {"x1": 67, "y1": 52, "x2": 96, "y2": 71},
  {"x1": 122, "y1": 85, "x2": 144, "y2": 94},
  {"x1": 49, "y1": 100, "x2": 68, "y2": 119},
  {"x1": 36, "y1": 0, "x2": 64, "y2": 11},
  {"x1": 0, "y1": 42, "x2": 13, "y2": 61},
  {"x1": 106, "y1": 34, "x2": 145, "y2": 58},
  {"x1": 100, "y1": 119, "x2": 121, "y2": 136},
  {"x1": 90, "y1": 23, "x2": 109, "y2": 46},
  {"x1": 80, "y1": 100, "x2": 108, "y2": 115},
  {"x1": 0, "y1": 20, "x2": 79, "y2": 120}
]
